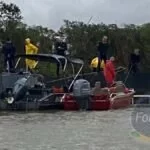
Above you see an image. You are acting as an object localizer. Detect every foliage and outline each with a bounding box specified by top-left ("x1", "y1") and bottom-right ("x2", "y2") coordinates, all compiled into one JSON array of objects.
[{"x1": 1, "y1": 1, "x2": 150, "y2": 75}]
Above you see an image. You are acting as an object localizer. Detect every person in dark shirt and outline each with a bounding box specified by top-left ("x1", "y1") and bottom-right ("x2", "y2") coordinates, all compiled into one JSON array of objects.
[
  {"x1": 128, "y1": 49, "x2": 140, "y2": 74},
  {"x1": 2, "y1": 38, "x2": 16, "y2": 72},
  {"x1": 55, "y1": 39, "x2": 67, "y2": 56},
  {"x1": 97, "y1": 36, "x2": 109, "y2": 71},
  {"x1": 54, "y1": 36, "x2": 68, "y2": 77}
]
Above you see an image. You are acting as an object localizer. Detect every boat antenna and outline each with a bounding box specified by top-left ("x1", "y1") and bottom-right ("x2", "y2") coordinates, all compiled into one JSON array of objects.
[
  {"x1": 87, "y1": 16, "x2": 93, "y2": 24},
  {"x1": 81, "y1": 16, "x2": 93, "y2": 74}
]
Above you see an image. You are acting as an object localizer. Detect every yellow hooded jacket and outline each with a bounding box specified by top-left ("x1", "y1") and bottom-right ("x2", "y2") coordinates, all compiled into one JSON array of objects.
[
  {"x1": 90, "y1": 57, "x2": 105, "y2": 69},
  {"x1": 25, "y1": 38, "x2": 38, "y2": 69}
]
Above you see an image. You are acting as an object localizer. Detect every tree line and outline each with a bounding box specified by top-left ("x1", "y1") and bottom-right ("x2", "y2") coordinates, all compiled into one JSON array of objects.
[{"x1": 0, "y1": 1, "x2": 150, "y2": 75}]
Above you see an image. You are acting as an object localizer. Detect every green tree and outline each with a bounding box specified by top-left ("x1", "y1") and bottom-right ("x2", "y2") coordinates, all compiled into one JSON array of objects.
[{"x1": 1, "y1": 1, "x2": 150, "y2": 74}]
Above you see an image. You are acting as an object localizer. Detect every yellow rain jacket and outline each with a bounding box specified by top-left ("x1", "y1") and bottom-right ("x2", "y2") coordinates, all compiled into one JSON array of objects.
[
  {"x1": 90, "y1": 57, "x2": 105, "y2": 69},
  {"x1": 25, "y1": 38, "x2": 38, "y2": 69}
]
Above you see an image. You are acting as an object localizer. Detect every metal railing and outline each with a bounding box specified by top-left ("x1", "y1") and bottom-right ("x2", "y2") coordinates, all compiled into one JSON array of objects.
[{"x1": 133, "y1": 95, "x2": 150, "y2": 106}]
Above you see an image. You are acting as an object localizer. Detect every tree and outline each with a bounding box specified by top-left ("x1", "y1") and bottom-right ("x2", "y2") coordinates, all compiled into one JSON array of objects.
[
  {"x1": 0, "y1": 1, "x2": 22, "y2": 22},
  {"x1": 0, "y1": 1, "x2": 22, "y2": 30},
  {"x1": 1, "y1": 1, "x2": 150, "y2": 74}
]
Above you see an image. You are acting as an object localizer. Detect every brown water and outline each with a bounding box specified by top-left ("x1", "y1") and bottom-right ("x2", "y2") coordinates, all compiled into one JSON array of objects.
[{"x1": 0, "y1": 108, "x2": 149, "y2": 150}]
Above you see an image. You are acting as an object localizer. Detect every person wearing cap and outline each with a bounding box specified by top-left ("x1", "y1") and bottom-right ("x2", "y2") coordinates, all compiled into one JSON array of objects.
[
  {"x1": 128, "y1": 49, "x2": 140, "y2": 74},
  {"x1": 53, "y1": 36, "x2": 68, "y2": 55},
  {"x1": 103, "y1": 56, "x2": 116, "y2": 87},
  {"x1": 97, "y1": 36, "x2": 109, "y2": 72},
  {"x1": 54, "y1": 35, "x2": 68, "y2": 77}
]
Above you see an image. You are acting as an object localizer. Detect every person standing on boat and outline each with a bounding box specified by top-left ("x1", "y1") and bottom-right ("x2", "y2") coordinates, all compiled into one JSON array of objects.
[
  {"x1": 97, "y1": 35, "x2": 109, "y2": 72},
  {"x1": 103, "y1": 56, "x2": 116, "y2": 87},
  {"x1": 55, "y1": 36, "x2": 68, "y2": 56},
  {"x1": 128, "y1": 49, "x2": 140, "y2": 74},
  {"x1": 25, "y1": 38, "x2": 39, "y2": 72},
  {"x1": 54, "y1": 35, "x2": 68, "y2": 77},
  {"x1": 2, "y1": 38, "x2": 16, "y2": 72}
]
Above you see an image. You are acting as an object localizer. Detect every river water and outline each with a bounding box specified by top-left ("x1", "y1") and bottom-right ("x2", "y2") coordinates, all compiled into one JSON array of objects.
[{"x1": 0, "y1": 108, "x2": 149, "y2": 150}]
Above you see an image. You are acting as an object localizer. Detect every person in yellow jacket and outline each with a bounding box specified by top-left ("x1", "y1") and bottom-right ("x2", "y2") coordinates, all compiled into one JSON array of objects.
[
  {"x1": 25, "y1": 38, "x2": 38, "y2": 70},
  {"x1": 90, "y1": 57, "x2": 105, "y2": 72}
]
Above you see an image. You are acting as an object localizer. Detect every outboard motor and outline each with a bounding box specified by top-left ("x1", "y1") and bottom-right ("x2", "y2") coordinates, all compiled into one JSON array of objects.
[
  {"x1": 5, "y1": 77, "x2": 28, "y2": 104},
  {"x1": 12, "y1": 77, "x2": 28, "y2": 101},
  {"x1": 73, "y1": 79, "x2": 91, "y2": 110},
  {"x1": 5, "y1": 74, "x2": 44, "y2": 104}
]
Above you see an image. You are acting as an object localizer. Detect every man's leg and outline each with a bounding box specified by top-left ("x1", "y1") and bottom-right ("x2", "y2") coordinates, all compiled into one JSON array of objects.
[
  {"x1": 128, "y1": 63, "x2": 131, "y2": 71},
  {"x1": 136, "y1": 64, "x2": 140, "y2": 73},
  {"x1": 9, "y1": 57, "x2": 13, "y2": 72},
  {"x1": 132, "y1": 64, "x2": 138, "y2": 75},
  {"x1": 97, "y1": 53, "x2": 101, "y2": 72},
  {"x1": 4, "y1": 56, "x2": 7, "y2": 70},
  {"x1": 93, "y1": 68, "x2": 96, "y2": 72},
  {"x1": 56, "y1": 63, "x2": 60, "y2": 77},
  {"x1": 11, "y1": 56, "x2": 15, "y2": 69},
  {"x1": 61, "y1": 59, "x2": 65, "y2": 71},
  {"x1": 103, "y1": 54, "x2": 107, "y2": 64}
]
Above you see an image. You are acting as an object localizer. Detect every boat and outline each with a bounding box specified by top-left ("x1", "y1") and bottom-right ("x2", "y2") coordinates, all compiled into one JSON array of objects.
[
  {"x1": 0, "y1": 53, "x2": 92, "y2": 110},
  {"x1": 109, "y1": 81, "x2": 135, "y2": 109},
  {"x1": 62, "y1": 81, "x2": 135, "y2": 111},
  {"x1": 0, "y1": 53, "x2": 135, "y2": 111}
]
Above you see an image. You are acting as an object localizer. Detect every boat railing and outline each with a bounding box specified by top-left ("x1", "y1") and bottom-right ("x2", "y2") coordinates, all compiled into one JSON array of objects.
[
  {"x1": 15, "y1": 55, "x2": 75, "y2": 77},
  {"x1": 15, "y1": 57, "x2": 21, "y2": 69},
  {"x1": 60, "y1": 60, "x2": 84, "y2": 102},
  {"x1": 133, "y1": 95, "x2": 150, "y2": 106},
  {"x1": 15, "y1": 56, "x2": 67, "y2": 72}
]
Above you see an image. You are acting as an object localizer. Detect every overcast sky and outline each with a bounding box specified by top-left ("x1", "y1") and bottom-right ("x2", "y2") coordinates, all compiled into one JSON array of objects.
[{"x1": 6, "y1": 0, "x2": 150, "y2": 31}]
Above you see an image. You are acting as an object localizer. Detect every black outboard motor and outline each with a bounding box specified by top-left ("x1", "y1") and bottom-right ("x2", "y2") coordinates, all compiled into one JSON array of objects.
[
  {"x1": 12, "y1": 77, "x2": 28, "y2": 101},
  {"x1": 5, "y1": 77, "x2": 28, "y2": 104},
  {"x1": 73, "y1": 79, "x2": 91, "y2": 110},
  {"x1": 5, "y1": 74, "x2": 44, "y2": 104}
]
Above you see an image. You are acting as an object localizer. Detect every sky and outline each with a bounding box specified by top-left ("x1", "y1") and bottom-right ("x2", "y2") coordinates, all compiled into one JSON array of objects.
[{"x1": 6, "y1": 0, "x2": 150, "y2": 31}]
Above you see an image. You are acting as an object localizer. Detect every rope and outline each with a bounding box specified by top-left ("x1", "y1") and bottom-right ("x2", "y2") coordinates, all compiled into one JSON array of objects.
[
  {"x1": 46, "y1": 72, "x2": 97, "y2": 84},
  {"x1": 124, "y1": 65, "x2": 132, "y2": 84}
]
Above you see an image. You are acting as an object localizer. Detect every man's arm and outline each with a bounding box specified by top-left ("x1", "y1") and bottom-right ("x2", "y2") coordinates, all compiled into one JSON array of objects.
[{"x1": 30, "y1": 43, "x2": 38, "y2": 54}]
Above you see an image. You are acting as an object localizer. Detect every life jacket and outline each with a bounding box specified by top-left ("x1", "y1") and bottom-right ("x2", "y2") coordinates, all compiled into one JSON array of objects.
[
  {"x1": 90, "y1": 57, "x2": 105, "y2": 69},
  {"x1": 103, "y1": 60, "x2": 115, "y2": 84}
]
